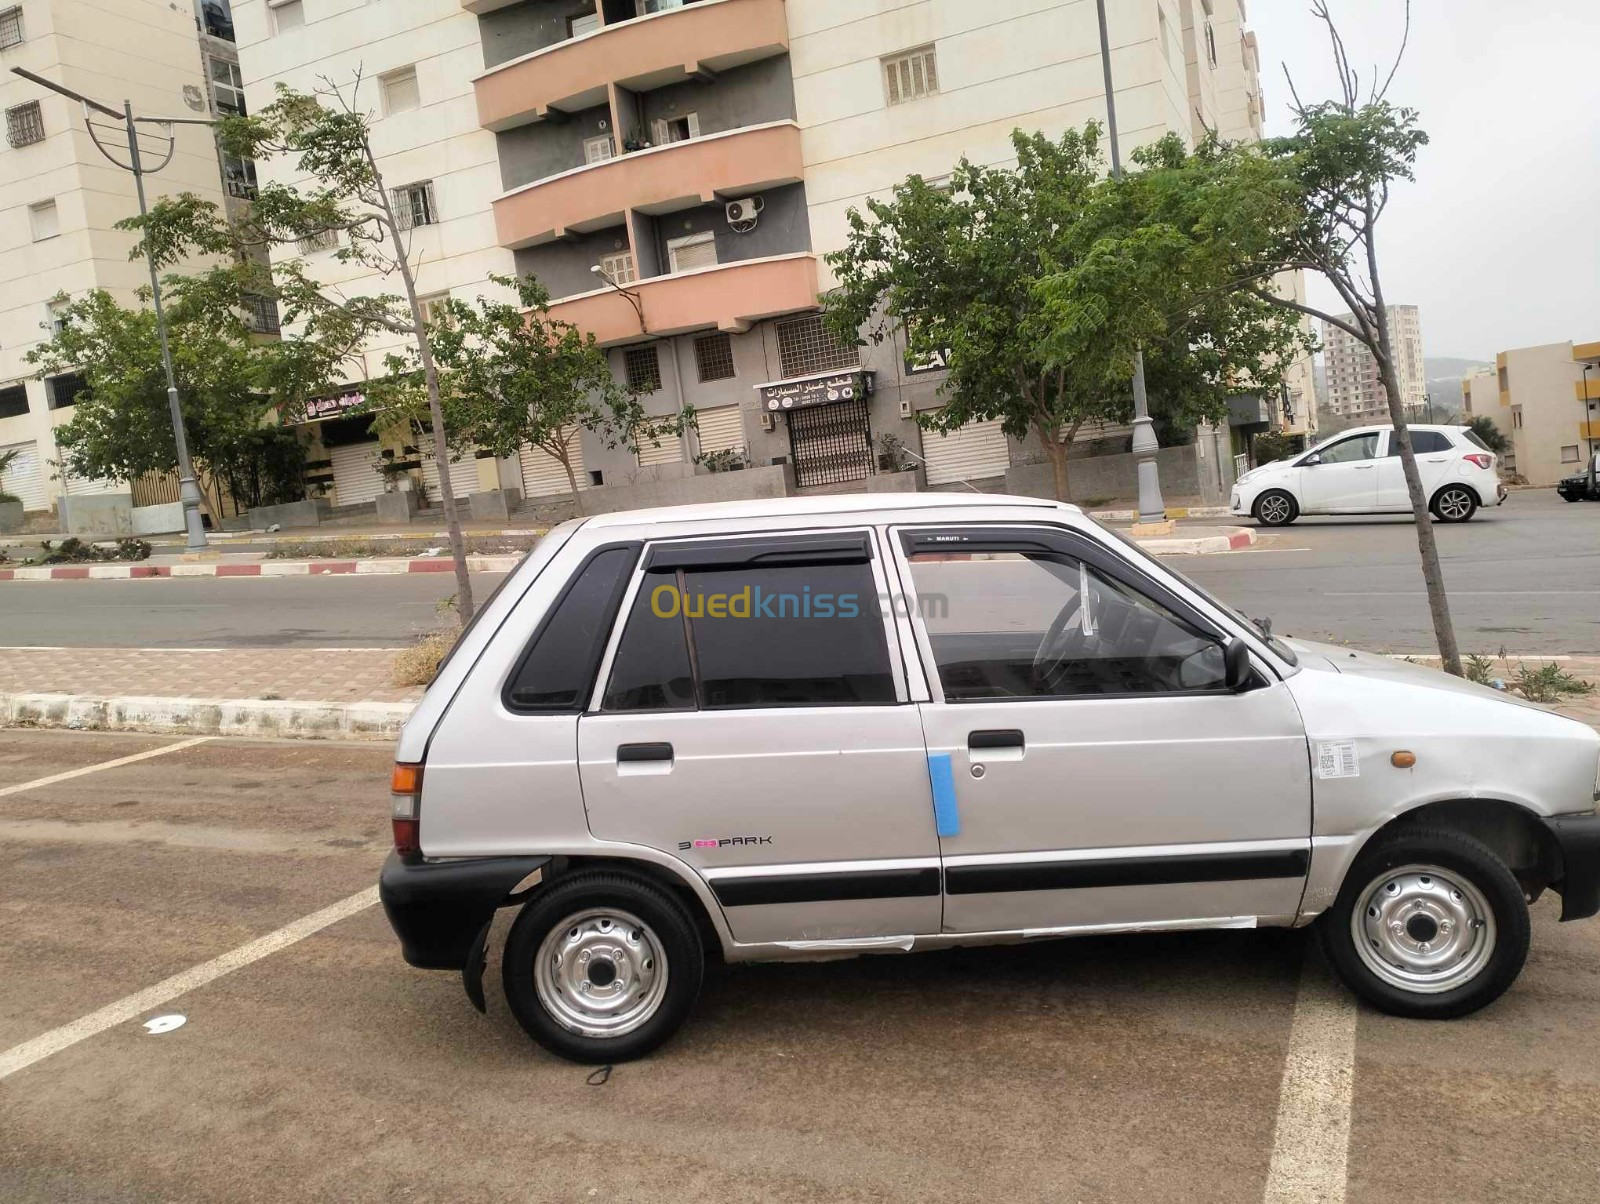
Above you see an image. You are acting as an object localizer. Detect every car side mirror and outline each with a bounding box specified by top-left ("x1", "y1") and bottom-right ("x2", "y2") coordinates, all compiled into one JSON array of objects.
[
  {"x1": 1224, "y1": 637, "x2": 1252, "y2": 691},
  {"x1": 1303, "y1": 453, "x2": 1323, "y2": 467}
]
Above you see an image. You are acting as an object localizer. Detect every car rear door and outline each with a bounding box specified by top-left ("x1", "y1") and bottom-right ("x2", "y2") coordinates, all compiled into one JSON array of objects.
[
  {"x1": 889, "y1": 524, "x2": 1313, "y2": 936},
  {"x1": 1376, "y1": 429, "x2": 1454, "y2": 509},
  {"x1": 576, "y1": 530, "x2": 943, "y2": 947},
  {"x1": 1298, "y1": 432, "x2": 1382, "y2": 512}
]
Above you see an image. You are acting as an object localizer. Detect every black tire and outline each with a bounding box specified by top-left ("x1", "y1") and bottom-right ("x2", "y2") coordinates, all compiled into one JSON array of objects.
[
  {"x1": 1320, "y1": 826, "x2": 1529, "y2": 1019},
  {"x1": 502, "y1": 871, "x2": 704, "y2": 1063},
  {"x1": 1253, "y1": 489, "x2": 1299, "y2": 527},
  {"x1": 1430, "y1": 485, "x2": 1478, "y2": 523},
  {"x1": 1561, "y1": 493, "x2": 1582, "y2": 503}
]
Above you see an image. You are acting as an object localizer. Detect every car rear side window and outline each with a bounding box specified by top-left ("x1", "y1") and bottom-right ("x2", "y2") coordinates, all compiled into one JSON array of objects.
[
  {"x1": 603, "y1": 579, "x2": 696, "y2": 712},
  {"x1": 1391, "y1": 430, "x2": 1452, "y2": 454},
  {"x1": 506, "y1": 545, "x2": 638, "y2": 711},
  {"x1": 1463, "y1": 429, "x2": 1491, "y2": 452}
]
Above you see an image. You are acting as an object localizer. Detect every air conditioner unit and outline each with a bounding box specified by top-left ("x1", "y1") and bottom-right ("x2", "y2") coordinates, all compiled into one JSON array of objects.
[{"x1": 725, "y1": 196, "x2": 763, "y2": 224}]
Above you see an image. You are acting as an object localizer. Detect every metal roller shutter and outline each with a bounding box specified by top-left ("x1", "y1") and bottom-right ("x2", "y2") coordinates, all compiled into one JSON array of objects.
[
  {"x1": 62, "y1": 467, "x2": 122, "y2": 495},
  {"x1": 420, "y1": 453, "x2": 474, "y2": 501},
  {"x1": 519, "y1": 434, "x2": 585, "y2": 497},
  {"x1": 0, "y1": 440, "x2": 47, "y2": 511},
  {"x1": 694, "y1": 405, "x2": 745, "y2": 456},
  {"x1": 920, "y1": 418, "x2": 1010, "y2": 485},
  {"x1": 637, "y1": 431, "x2": 683, "y2": 467},
  {"x1": 329, "y1": 441, "x2": 385, "y2": 507}
]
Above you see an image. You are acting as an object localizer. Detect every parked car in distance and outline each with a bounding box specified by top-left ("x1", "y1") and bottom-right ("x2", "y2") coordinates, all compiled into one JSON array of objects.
[
  {"x1": 1232, "y1": 424, "x2": 1507, "y2": 526},
  {"x1": 379, "y1": 493, "x2": 1600, "y2": 1063},
  {"x1": 1557, "y1": 453, "x2": 1600, "y2": 502}
]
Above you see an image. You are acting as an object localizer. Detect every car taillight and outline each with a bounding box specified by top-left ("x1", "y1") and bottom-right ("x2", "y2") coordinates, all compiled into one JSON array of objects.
[
  {"x1": 1464, "y1": 453, "x2": 1493, "y2": 470},
  {"x1": 391, "y1": 762, "x2": 423, "y2": 858}
]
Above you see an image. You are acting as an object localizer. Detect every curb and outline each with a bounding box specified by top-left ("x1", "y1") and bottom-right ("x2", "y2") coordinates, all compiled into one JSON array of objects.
[
  {"x1": 0, "y1": 692, "x2": 415, "y2": 741},
  {"x1": 1089, "y1": 505, "x2": 1235, "y2": 522},
  {"x1": 1138, "y1": 528, "x2": 1257, "y2": 555},
  {"x1": 0, "y1": 555, "x2": 523, "y2": 582}
]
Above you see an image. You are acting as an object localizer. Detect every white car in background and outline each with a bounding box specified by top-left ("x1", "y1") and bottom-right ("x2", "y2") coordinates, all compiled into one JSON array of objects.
[{"x1": 1232, "y1": 425, "x2": 1507, "y2": 527}]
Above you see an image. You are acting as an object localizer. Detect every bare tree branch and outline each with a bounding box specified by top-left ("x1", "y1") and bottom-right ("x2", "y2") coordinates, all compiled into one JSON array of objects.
[{"x1": 1377, "y1": 0, "x2": 1412, "y2": 101}]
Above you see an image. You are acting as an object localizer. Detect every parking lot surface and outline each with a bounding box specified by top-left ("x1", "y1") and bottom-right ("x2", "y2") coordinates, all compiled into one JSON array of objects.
[{"x1": 3, "y1": 728, "x2": 1599, "y2": 1202}]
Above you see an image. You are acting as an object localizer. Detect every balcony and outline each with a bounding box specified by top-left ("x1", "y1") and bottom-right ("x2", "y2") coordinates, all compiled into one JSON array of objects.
[
  {"x1": 473, "y1": 0, "x2": 788, "y2": 131},
  {"x1": 493, "y1": 120, "x2": 802, "y2": 249},
  {"x1": 547, "y1": 253, "x2": 819, "y2": 346}
]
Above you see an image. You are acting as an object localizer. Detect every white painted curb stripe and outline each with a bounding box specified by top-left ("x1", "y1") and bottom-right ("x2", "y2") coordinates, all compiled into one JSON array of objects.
[
  {"x1": 1262, "y1": 953, "x2": 1359, "y2": 1204},
  {"x1": 0, "y1": 886, "x2": 380, "y2": 1082},
  {"x1": 0, "y1": 736, "x2": 214, "y2": 799},
  {"x1": 0, "y1": 693, "x2": 416, "y2": 741}
]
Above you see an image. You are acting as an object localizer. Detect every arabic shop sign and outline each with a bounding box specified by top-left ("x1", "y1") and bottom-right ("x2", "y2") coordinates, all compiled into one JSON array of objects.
[
  {"x1": 904, "y1": 345, "x2": 955, "y2": 376},
  {"x1": 297, "y1": 389, "x2": 366, "y2": 421},
  {"x1": 757, "y1": 371, "x2": 876, "y2": 413}
]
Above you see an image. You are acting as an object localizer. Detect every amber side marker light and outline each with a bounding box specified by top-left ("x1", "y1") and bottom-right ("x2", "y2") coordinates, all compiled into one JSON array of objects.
[
  {"x1": 1391, "y1": 751, "x2": 1417, "y2": 769},
  {"x1": 391, "y1": 762, "x2": 424, "y2": 857}
]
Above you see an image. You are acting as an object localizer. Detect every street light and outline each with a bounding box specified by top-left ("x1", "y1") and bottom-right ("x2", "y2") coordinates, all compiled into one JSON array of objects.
[
  {"x1": 11, "y1": 66, "x2": 213, "y2": 551},
  {"x1": 1094, "y1": 0, "x2": 1165, "y2": 525},
  {"x1": 589, "y1": 264, "x2": 647, "y2": 335}
]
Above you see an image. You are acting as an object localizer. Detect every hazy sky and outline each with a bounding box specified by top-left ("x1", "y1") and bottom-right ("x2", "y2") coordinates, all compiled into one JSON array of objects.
[{"x1": 1246, "y1": 0, "x2": 1600, "y2": 362}]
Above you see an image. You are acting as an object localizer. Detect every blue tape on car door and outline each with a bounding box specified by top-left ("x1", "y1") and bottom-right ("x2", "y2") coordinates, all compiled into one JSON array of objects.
[{"x1": 927, "y1": 753, "x2": 960, "y2": 838}]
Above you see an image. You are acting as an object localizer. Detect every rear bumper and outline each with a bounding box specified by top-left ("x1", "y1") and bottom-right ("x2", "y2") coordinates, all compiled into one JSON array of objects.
[
  {"x1": 1542, "y1": 813, "x2": 1600, "y2": 922},
  {"x1": 1494, "y1": 482, "x2": 1509, "y2": 503},
  {"x1": 379, "y1": 851, "x2": 551, "y2": 969}
]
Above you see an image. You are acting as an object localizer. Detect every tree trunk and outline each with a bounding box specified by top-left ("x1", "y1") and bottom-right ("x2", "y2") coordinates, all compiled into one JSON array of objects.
[
  {"x1": 556, "y1": 442, "x2": 585, "y2": 517},
  {"x1": 1033, "y1": 416, "x2": 1074, "y2": 502}
]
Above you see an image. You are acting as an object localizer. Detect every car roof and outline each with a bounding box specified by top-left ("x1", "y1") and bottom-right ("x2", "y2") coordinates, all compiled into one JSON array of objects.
[
  {"x1": 1326, "y1": 423, "x2": 1464, "y2": 436},
  {"x1": 578, "y1": 491, "x2": 1080, "y2": 530}
]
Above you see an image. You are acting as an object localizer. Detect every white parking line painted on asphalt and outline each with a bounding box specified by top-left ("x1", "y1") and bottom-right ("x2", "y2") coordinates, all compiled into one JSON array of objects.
[
  {"x1": 0, "y1": 886, "x2": 379, "y2": 1082},
  {"x1": 1262, "y1": 953, "x2": 1359, "y2": 1204},
  {"x1": 0, "y1": 736, "x2": 214, "y2": 799}
]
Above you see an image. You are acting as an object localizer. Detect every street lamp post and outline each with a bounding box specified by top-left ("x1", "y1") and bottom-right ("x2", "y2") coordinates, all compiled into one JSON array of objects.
[
  {"x1": 589, "y1": 264, "x2": 647, "y2": 335},
  {"x1": 11, "y1": 67, "x2": 212, "y2": 551},
  {"x1": 1093, "y1": 0, "x2": 1166, "y2": 525}
]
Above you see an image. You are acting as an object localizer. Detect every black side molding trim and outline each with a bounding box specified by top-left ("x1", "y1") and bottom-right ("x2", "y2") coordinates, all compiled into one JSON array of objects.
[
  {"x1": 712, "y1": 866, "x2": 941, "y2": 907},
  {"x1": 1542, "y1": 812, "x2": 1600, "y2": 921},
  {"x1": 944, "y1": 848, "x2": 1310, "y2": 896}
]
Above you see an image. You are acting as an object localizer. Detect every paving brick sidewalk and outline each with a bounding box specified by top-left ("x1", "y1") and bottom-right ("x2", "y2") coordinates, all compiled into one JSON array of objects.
[{"x1": 0, "y1": 647, "x2": 423, "y2": 705}]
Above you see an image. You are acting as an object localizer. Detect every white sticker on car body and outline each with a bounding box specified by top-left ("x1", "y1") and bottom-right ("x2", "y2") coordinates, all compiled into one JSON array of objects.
[{"x1": 1316, "y1": 740, "x2": 1360, "y2": 780}]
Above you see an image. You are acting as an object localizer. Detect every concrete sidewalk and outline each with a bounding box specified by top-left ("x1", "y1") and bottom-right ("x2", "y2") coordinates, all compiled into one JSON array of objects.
[{"x1": 0, "y1": 554, "x2": 523, "y2": 582}]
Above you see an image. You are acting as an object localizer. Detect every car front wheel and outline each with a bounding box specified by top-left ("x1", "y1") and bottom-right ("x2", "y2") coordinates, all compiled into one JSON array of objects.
[
  {"x1": 502, "y1": 871, "x2": 704, "y2": 1063},
  {"x1": 1320, "y1": 827, "x2": 1529, "y2": 1019},
  {"x1": 1431, "y1": 485, "x2": 1478, "y2": 522},
  {"x1": 1253, "y1": 489, "x2": 1299, "y2": 527}
]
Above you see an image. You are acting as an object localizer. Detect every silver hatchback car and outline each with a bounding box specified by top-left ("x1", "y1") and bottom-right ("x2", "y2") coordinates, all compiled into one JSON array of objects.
[{"x1": 380, "y1": 494, "x2": 1600, "y2": 1063}]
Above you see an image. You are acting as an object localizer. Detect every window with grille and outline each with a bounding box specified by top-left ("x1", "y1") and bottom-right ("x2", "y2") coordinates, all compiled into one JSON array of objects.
[
  {"x1": 391, "y1": 181, "x2": 437, "y2": 230},
  {"x1": 693, "y1": 333, "x2": 735, "y2": 383},
  {"x1": 6, "y1": 101, "x2": 43, "y2": 148},
  {"x1": 0, "y1": 6, "x2": 23, "y2": 49},
  {"x1": 599, "y1": 251, "x2": 635, "y2": 284},
  {"x1": 0, "y1": 383, "x2": 28, "y2": 420},
  {"x1": 297, "y1": 228, "x2": 338, "y2": 254},
  {"x1": 242, "y1": 295, "x2": 280, "y2": 334},
  {"x1": 47, "y1": 373, "x2": 88, "y2": 410},
  {"x1": 883, "y1": 46, "x2": 938, "y2": 106},
  {"x1": 776, "y1": 314, "x2": 860, "y2": 378},
  {"x1": 624, "y1": 346, "x2": 662, "y2": 394}
]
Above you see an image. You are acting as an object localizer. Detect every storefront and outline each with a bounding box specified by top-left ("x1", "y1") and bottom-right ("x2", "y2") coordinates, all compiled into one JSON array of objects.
[{"x1": 756, "y1": 369, "x2": 877, "y2": 488}]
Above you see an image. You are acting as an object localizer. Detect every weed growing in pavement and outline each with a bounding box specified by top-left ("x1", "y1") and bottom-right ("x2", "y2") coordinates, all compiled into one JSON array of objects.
[
  {"x1": 394, "y1": 628, "x2": 459, "y2": 687},
  {"x1": 1513, "y1": 663, "x2": 1596, "y2": 704},
  {"x1": 1464, "y1": 654, "x2": 1497, "y2": 686},
  {"x1": 38, "y1": 537, "x2": 151, "y2": 563},
  {"x1": 267, "y1": 535, "x2": 535, "y2": 560}
]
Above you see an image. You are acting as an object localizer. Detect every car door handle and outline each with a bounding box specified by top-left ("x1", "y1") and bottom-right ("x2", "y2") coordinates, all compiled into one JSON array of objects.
[
  {"x1": 968, "y1": 730, "x2": 1024, "y2": 751},
  {"x1": 617, "y1": 742, "x2": 673, "y2": 763},
  {"x1": 1353, "y1": 464, "x2": 1375, "y2": 470}
]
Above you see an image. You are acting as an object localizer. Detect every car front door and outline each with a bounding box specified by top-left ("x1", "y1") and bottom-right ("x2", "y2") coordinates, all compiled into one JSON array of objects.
[
  {"x1": 577, "y1": 530, "x2": 943, "y2": 948},
  {"x1": 890, "y1": 525, "x2": 1312, "y2": 936},
  {"x1": 1297, "y1": 431, "x2": 1382, "y2": 512},
  {"x1": 1375, "y1": 429, "x2": 1453, "y2": 509}
]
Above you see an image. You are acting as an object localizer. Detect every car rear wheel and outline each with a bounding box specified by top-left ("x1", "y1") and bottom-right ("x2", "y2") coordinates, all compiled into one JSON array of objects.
[
  {"x1": 1431, "y1": 485, "x2": 1478, "y2": 522},
  {"x1": 502, "y1": 871, "x2": 704, "y2": 1063},
  {"x1": 1253, "y1": 489, "x2": 1299, "y2": 527},
  {"x1": 1320, "y1": 827, "x2": 1529, "y2": 1019}
]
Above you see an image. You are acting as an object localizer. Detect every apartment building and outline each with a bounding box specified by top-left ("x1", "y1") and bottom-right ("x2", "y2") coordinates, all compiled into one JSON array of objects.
[
  {"x1": 1462, "y1": 340, "x2": 1600, "y2": 486},
  {"x1": 230, "y1": 0, "x2": 1286, "y2": 508},
  {"x1": 0, "y1": 0, "x2": 248, "y2": 516},
  {"x1": 1322, "y1": 304, "x2": 1427, "y2": 425}
]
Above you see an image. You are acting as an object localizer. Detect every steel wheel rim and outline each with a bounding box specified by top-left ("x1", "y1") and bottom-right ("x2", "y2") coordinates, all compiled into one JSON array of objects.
[
  {"x1": 534, "y1": 907, "x2": 668, "y2": 1038},
  {"x1": 1351, "y1": 864, "x2": 1496, "y2": 994},
  {"x1": 1438, "y1": 489, "x2": 1473, "y2": 519},
  {"x1": 1259, "y1": 494, "x2": 1292, "y2": 523}
]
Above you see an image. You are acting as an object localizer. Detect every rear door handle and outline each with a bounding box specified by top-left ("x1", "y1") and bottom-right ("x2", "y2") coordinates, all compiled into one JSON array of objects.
[
  {"x1": 1353, "y1": 464, "x2": 1375, "y2": 470},
  {"x1": 969, "y1": 730, "x2": 1024, "y2": 751},
  {"x1": 617, "y1": 742, "x2": 673, "y2": 763}
]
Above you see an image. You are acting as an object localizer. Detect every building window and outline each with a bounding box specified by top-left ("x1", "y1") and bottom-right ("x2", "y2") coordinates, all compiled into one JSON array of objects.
[
  {"x1": 624, "y1": 345, "x2": 662, "y2": 394},
  {"x1": 583, "y1": 134, "x2": 616, "y2": 164},
  {"x1": 666, "y1": 230, "x2": 717, "y2": 274},
  {"x1": 0, "y1": 6, "x2": 23, "y2": 49},
  {"x1": 1561, "y1": 445, "x2": 1581, "y2": 463},
  {"x1": 776, "y1": 314, "x2": 860, "y2": 378},
  {"x1": 569, "y1": 11, "x2": 600, "y2": 37},
  {"x1": 418, "y1": 291, "x2": 452, "y2": 326},
  {"x1": 381, "y1": 67, "x2": 420, "y2": 116},
  {"x1": 48, "y1": 299, "x2": 70, "y2": 335},
  {"x1": 883, "y1": 46, "x2": 938, "y2": 105},
  {"x1": 0, "y1": 383, "x2": 28, "y2": 420},
  {"x1": 241, "y1": 294, "x2": 280, "y2": 334},
  {"x1": 1205, "y1": 23, "x2": 1218, "y2": 66},
  {"x1": 29, "y1": 200, "x2": 58, "y2": 241},
  {"x1": 390, "y1": 181, "x2": 437, "y2": 230},
  {"x1": 268, "y1": 0, "x2": 304, "y2": 34},
  {"x1": 598, "y1": 250, "x2": 636, "y2": 285},
  {"x1": 297, "y1": 228, "x2": 339, "y2": 254},
  {"x1": 651, "y1": 113, "x2": 699, "y2": 144},
  {"x1": 6, "y1": 101, "x2": 43, "y2": 148},
  {"x1": 209, "y1": 58, "x2": 247, "y2": 117},
  {"x1": 1512, "y1": 410, "x2": 1523, "y2": 429},
  {"x1": 637, "y1": 0, "x2": 687, "y2": 14},
  {"x1": 693, "y1": 333, "x2": 735, "y2": 383},
  {"x1": 47, "y1": 372, "x2": 88, "y2": 410}
]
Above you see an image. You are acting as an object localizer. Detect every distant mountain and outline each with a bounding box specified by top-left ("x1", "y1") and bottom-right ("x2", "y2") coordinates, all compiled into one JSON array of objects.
[{"x1": 1425, "y1": 356, "x2": 1491, "y2": 382}]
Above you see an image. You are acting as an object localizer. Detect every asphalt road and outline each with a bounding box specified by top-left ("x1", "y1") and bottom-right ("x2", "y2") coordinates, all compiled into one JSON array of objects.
[
  {"x1": 2, "y1": 728, "x2": 1599, "y2": 1202},
  {"x1": 2, "y1": 488, "x2": 1596, "y2": 652}
]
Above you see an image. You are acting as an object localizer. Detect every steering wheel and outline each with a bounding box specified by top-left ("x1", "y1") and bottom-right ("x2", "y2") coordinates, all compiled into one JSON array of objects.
[{"x1": 1031, "y1": 598, "x2": 1092, "y2": 691}]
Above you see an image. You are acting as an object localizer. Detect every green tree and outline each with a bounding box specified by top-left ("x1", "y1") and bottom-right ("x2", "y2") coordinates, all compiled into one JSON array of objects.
[
  {"x1": 122, "y1": 75, "x2": 482, "y2": 622},
  {"x1": 1466, "y1": 414, "x2": 1509, "y2": 455},
  {"x1": 378, "y1": 274, "x2": 686, "y2": 516}
]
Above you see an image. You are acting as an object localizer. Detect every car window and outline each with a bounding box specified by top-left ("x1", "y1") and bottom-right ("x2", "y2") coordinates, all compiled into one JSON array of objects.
[
  {"x1": 1315, "y1": 433, "x2": 1380, "y2": 464},
  {"x1": 683, "y1": 562, "x2": 895, "y2": 708},
  {"x1": 507, "y1": 545, "x2": 638, "y2": 711},
  {"x1": 906, "y1": 551, "x2": 1228, "y2": 700},
  {"x1": 1390, "y1": 430, "x2": 1451, "y2": 455},
  {"x1": 602, "y1": 575, "x2": 696, "y2": 712},
  {"x1": 1463, "y1": 428, "x2": 1491, "y2": 452}
]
